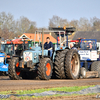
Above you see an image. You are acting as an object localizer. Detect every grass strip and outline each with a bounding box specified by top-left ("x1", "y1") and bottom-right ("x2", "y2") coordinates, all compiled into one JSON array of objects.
[{"x1": 0, "y1": 85, "x2": 95, "y2": 95}]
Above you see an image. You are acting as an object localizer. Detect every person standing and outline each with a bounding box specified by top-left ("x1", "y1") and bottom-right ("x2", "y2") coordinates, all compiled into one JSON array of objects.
[{"x1": 44, "y1": 37, "x2": 53, "y2": 57}]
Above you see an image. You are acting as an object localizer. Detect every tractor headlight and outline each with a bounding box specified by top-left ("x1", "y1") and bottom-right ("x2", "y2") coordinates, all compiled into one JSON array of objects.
[
  {"x1": 34, "y1": 53, "x2": 37, "y2": 55},
  {"x1": 34, "y1": 53, "x2": 37, "y2": 59},
  {"x1": 34, "y1": 56, "x2": 37, "y2": 59},
  {"x1": 0, "y1": 57, "x2": 4, "y2": 63},
  {"x1": 20, "y1": 56, "x2": 23, "y2": 59}
]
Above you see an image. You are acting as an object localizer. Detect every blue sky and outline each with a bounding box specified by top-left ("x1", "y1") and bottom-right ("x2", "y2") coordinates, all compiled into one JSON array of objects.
[{"x1": 0, "y1": 0, "x2": 100, "y2": 28}]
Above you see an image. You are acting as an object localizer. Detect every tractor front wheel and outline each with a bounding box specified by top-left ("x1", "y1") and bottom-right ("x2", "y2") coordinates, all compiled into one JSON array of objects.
[
  {"x1": 91, "y1": 61, "x2": 100, "y2": 78},
  {"x1": 8, "y1": 57, "x2": 22, "y2": 80},
  {"x1": 37, "y1": 58, "x2": 53, "y2": 80}
]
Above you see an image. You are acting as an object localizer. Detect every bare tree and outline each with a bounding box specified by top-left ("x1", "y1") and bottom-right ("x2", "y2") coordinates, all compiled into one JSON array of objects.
[
  {"x1": 90, "y1": 17, "x2": 100, "y2": 31},
  {"x1": 78, "y1": 17, "x2": 91, "y2": 31},
  {"x1": 0, "y1": 12, "x2": 15, "y2": 39},
  {"x1": 69, "y1": 20, "x2": 79, "y2": 31},
  {"x1": 16, "y1": 16, "x2": 31, "y2": 35},
  {"x1": 0, "y1": 12, "x2": 15, "y2": 31},
  {"x1": 26, "y1": 21, "x2": 37, "y2": 33},
  {"x1": 49, "y1": 15, "x2": 69, "y2": 27}
]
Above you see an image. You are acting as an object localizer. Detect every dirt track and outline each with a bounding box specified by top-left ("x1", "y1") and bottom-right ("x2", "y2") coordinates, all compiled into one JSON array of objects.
[{"x1": 0, "y1": 76, "x2": 100, "y2": 91}]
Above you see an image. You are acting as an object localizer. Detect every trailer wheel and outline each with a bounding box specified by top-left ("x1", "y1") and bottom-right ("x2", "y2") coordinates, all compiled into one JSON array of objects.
[
  {"x1": 91, "y1": 61, "x2": 100, "y2": 77},
  {"x1": 54, "y1": 50, "x2": 68, "y2": 79},
  {"x1": 37, "y1": 58, "x2": 53, "y2": 80},
  {"x1": 65, "y1": 49, "x2": 80, "y2": 79},
  {"x1": 8, "y1": 57, "x2": 22, "y2": 80},
  {"x1": 80, "y1": 67, "x2": 86, "y2": 78}
]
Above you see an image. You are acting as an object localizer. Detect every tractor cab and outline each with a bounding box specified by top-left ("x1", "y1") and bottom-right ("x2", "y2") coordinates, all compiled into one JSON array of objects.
[
  {"x1": 78, "y1": 39, "x2": 98, "y2": 61},
  {"x1": 80, "y1": 39, "x2": 97, "y2": 50},
  {"x1": 49, "y1": 27, "x2": 75, "y2": 50},
  {"x1": 2, "y1": 39, "x2": 33, "y2": 58}
]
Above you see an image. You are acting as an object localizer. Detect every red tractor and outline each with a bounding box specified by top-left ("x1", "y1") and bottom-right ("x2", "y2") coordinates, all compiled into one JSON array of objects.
[{"x1": 1, "y1": 39, "x2": 33, "y2": 76}]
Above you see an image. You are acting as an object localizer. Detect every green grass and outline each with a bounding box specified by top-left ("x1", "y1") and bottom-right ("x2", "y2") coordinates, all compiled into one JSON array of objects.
[
  {"x1": 0, "y1": 85, "x2": 95, "y2": 95},
  {"x1": 12, "y1": 85, "x2": 95, "y2": 95}
]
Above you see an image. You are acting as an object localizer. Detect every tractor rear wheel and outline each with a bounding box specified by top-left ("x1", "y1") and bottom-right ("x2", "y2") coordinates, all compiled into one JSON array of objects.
[
  {"x1": 37, "y1": 58, "x2": 53, "y2": 80},
  {"x1": 8, "y1": 57, "x2": 22, "y2": 80},
  {"x1": 91, "y1": 61, "x2": 100, "y2": 77},
  {"x1": 65, "y1": 49, "x2": 80, "y2": 79},
  {"x1": 54, "y1": 50, "x2": 68, "y2": 79}
]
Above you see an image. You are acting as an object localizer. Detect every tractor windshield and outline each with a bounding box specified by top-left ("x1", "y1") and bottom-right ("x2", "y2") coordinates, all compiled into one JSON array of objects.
[
  {"x1": 57, "y1": 32, "x2": 67, "y2": 47},
  {"x1": 3, "y1": 44, "x2": 14, "y2": 55},
  {"x1": 2, "y1": 40, "x2": 33, "y2": 57},
  {"x1": 80, "y1": 39, "x2": 97, "y2": 50}
]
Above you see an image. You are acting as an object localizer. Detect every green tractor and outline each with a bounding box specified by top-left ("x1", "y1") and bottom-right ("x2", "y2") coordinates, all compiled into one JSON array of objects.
[{"x1": 8, "y1": 27, "x2": 80, "y2": 80}]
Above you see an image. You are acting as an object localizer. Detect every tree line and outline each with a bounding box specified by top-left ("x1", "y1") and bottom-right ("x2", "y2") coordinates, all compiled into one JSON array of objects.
[
  {"x1": 49, "y1": 15, "x2": 100, "y2": 32},
  {"x1": 0, "y1": 12, "x2": 100, "y2": 40},
  {"x1": 0, "y1": 12, "x2": 37, "y2": 39}
]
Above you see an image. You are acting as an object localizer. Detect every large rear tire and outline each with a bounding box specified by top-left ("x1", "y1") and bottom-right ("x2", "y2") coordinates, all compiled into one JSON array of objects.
[
  {"x1": 37, "y1": 58, "x2": 53, "y2": 80},
  {"x1": 8, "y1": 57, "x2": 22, "y2": 80},
  {"x1": 54, "y1": 50, "x2": 68, "y2": 79},
  {"x1": 65, "y1": 49, "x2": 80, "y2": 79},
  {"x1": 91, "y1": 61, "x2": 100, "y2": 78}
]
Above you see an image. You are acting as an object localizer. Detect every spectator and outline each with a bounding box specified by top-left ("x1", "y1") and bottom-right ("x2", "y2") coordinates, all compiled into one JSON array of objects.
[
  {"x1": 89, "y1": 43, "x2": 93, "y2": 50},
  {"x1": 74, "y1": 41, "x2": 80, "y2": 48},
  {"x1": 70, "y1": 43, "x2": 77, "y2": 50},
  {"x1": 44, "y1": 37, "x2": 53, "y2": 57}
]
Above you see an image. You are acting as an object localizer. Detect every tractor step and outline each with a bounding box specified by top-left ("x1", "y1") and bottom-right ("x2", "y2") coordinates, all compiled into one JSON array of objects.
[{"x1": 86, "y1": 71, "x2": 98, "y2": 78}]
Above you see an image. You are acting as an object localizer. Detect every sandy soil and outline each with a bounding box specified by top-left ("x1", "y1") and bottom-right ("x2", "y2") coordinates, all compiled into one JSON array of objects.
[
  {"x1": 9, "y1": 95, "x2": 99, "y2": 100},
  {"x1": 0, "y1": 76, "x2": 100, "y2": 91}
]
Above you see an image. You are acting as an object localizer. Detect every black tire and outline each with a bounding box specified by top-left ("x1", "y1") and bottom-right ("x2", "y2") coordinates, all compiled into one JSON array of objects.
[
  {"x1": 8, "y1": 57, "x2": 22, "y2": 80},
  {"x1": 37, "y1": 58, "x2": 53, "y2": 80},
  {"x1": 65, "y1": 49, "x2": 80, "y2": 79},
  {"x1": 91, "y1": 61, "x2": 100, "y2": 77},
  {"x1": 0, "y1": 72, "x2": 7, "y2": 76},
  {"x1": 54, "y1": 50, "x2": 68, "y2": 79}
]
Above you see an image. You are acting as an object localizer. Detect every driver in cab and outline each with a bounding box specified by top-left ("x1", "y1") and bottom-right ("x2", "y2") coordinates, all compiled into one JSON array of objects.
[{"x1": 44, "y1": 37, "x2": 53, "y2": 58}]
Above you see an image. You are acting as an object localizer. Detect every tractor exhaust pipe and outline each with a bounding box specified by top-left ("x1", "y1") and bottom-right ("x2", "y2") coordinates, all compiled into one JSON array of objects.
[{"x1": 42, "y1": 28, "x2": 44, "y2": 57}]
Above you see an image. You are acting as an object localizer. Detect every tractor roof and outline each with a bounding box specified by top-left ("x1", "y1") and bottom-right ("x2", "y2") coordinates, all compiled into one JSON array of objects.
[
  {"x1": 4, "y1": 39, "x2": 28, "y2": 44},
  {"x1": 49, "y1": 27, "x2": 76, "y2": 35},
  {"x1": 36, "y1": 27, "x2": 75, "y2": 35},
  {"x1": 49, "y1": 27, "x2": 76, "y2": 32}
]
